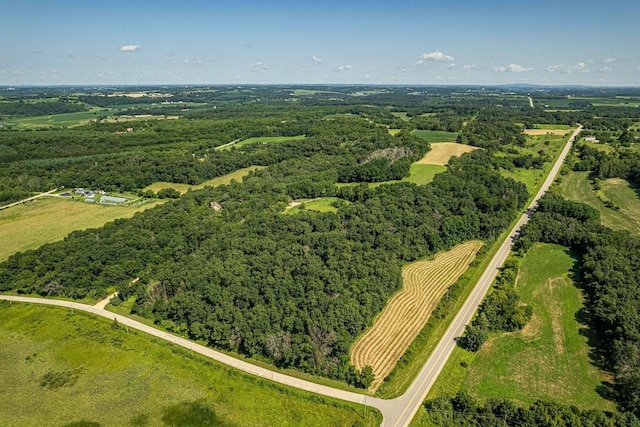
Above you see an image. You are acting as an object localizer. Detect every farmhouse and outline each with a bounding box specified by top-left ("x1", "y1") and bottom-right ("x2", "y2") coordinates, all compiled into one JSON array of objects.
[
  {"x1": 100, "y1": 195, "x2": 128, "y2": 205},
  {"x1": 584, "y1": 136, "x2": 599, "y2": 143},
  {"x1": 210, "y1": 201, "x2": 223, "y2": 211}
]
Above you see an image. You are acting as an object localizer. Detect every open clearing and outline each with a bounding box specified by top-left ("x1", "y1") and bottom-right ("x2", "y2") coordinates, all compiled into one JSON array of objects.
[
  {"x1": 0, "y1": 197, "x2": 161, "y2": 261},
  {"x1": 142, "y1": 166, "x2": 264, "y2": 195},
  {"x1": 411, "y1": 130, "x2": 459, "y2": 143},
  {"x1": 462, "y1": 244, "x2": 613, "y2": 410},
  {"x1": 218, "y1": 135, "x2": 306, "y2": 151},
  {"x1": 524, "y1": 129, "x2": 570, "y2": 136},
  {"x1": 0, "y1": 303, "x2": 379, "y2": 427},
  {"x1": 416, "y1": 142, "x2": 477, "y2": 166},
  {"x1": 284, "y1": 197, "x2": 347, "y2": 214},
  {"x1": 560, "y1": 171, "x2": 640, "y2": 234},
  {"x1": 350, "y1": 241, "x2": 483, "y2": 392}
]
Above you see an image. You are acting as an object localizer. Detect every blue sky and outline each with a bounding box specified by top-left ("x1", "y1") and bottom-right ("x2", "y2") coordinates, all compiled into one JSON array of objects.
[{"x1": 2, "y1": 0, "x2": 639, "y2": 86}]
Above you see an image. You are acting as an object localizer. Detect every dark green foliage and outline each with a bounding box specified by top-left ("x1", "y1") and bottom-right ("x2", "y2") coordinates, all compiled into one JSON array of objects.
[
  {"x1": 0, "y1": 144, "x2": 527, "y2": 382},
  {"x1": 423, "y1": 393, "x2": 640, "y2": 427},
  {"x1": 459, "y1": 255, "x2": 531, "y2": 352},
  {"x1": 40, "y1": 368, "x2": 81, "y2": 389},
  {"x1": 157, "y1": 188, "x2": 181, "y2": 199},
  {"x1": 0, "y1": 100, "x2": 86, "y2": 117}
]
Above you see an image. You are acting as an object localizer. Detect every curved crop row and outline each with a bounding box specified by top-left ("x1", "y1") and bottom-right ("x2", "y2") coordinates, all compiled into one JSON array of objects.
[{"x1": 349, "y1": 240, "x2": 483, "y2": 391}]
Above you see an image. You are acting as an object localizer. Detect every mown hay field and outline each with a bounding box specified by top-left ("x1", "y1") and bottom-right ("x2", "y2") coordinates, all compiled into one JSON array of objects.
[
  {"x1": 350, "y1": 240, "x2": 483, "y2": 391},
  {"x1": 416, "y1": 142, "x2": 477, "y2": 166},
  {"x1": 142, "y1": 166, "x2": 264, "y2": 195}
]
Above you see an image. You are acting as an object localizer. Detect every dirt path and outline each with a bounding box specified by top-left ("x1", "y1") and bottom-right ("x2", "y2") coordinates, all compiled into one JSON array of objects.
[
  {"x1": 94, "y1": 292, "x2": 119, "y2": 310},
  {"x1": 0, "y1": 188, "x2": 58, "y2": 211}
]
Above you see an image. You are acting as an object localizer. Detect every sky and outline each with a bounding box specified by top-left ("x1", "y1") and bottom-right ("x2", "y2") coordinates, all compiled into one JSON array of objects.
[{"x1": 1, "y1": 0, "x2": 639, "y2": 86}]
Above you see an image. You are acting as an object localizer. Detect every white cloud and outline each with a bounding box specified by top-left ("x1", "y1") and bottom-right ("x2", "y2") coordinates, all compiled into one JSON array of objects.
[
  {"x1": 120, "y1": 44, "x2": 140, "y2": 52},
  {"x1": 548, "y1": 62, "x2": 590, "y2": 74},
  {"x1": 449, "y1": 63, "x2": 476, "y2": 71},
  {"x1": 600, "y1": 66, "x2": 613, "y2": 73},
  {"x1": 416, "y1": 51, "x2": 455, "y2": 65},
  {"x1": 494, "y1": 63, "x2": 534, "y2": 73},
  {"x1": 250, "y1": 61, "x2": 271, "y2": 71},
  {"x1": 364, "y1": 74, "x2": 371, "y2": 78},
  {"x1": 171, "y1": 58, "x2": 203, "y2": 65},
  {"x1": 603, "y1": 57, "x2": 617, "y2": 63},
  {"x1": 311, "y1": 55, "x2": 323, "y2": 63},
  {"x1": 334, "y1": 64, "x2": 352, "y2": 72}
]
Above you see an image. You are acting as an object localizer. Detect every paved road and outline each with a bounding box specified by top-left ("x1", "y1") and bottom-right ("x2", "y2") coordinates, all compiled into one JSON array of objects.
[
  {"x1": 385, "y1": 124, "x2": 582, "y2": 427},
  {"x1": 0, "y1": 126, "x2": 581, "y2": 426}
]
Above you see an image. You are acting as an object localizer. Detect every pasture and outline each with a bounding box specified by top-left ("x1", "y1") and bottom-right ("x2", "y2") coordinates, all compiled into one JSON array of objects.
[
  {"x1": 142, "y1": 166, "x2": 264, "y2": 195},
  {"x1": 284, "y1": 197, "x2": 346, "y2": 214},
  {"x1": 411, "y1": 130, "x2": 459, "y2": 143},
  {"x1": 350, "y1": 241, "x2": 483, "y2": 392},
  {"x1": 416, "y1": 142, "x2": 477, "y2": 166},
  {"x1": 0, "y1": 303, "x2": 380, "y2": 427},
  {"x1": 559, "y1": 171, "x2": 640, "y2": 234},
  {"x1": 0, "y1": 197, "x2": 161, "y2": 261},
  {"x1": 426, "y1": 244, "x2": 613, "y2": 413},
  {"x1": 524, "y1": 129, "x2": 570, "y2": 136},
  {"x1": 0, "y1": 108, "x2": 108, "y2": 129},
  {"x1": 218, "y1": 135, "x2": 306, "y2": 151}
]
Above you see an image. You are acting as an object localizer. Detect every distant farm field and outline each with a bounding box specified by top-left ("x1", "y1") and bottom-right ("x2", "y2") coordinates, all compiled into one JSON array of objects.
[
  {"x1": 0, "y1": 109, "x2": 107, "y2": 129},
  {"x1": 524, "y1": 129, "x2": 570, "y2": 136},
  {"x1": 0, "y1": 197, "x2": 161, "y2": 261},
  {"x1": 416, "y1": 142, "x2": 477, "y2": 166},
  {"x1": 411, "y1": 130, "x2": 459, "y2": 143},
  {"x1": 219, "y1": 135, "x2": 306, "y2": 151},
  {"x1": 350, "y1": 241, "x2": 483, "y2": 391},
  {"x1": 0, "y1": 303, "x2": 380, "y2": 427},
  {"x1": 142, "y1": 166, "x2": 264, "y2": 195},
  {"x1": 560, "y1": 171, "x2": 640, "y2": 234}
]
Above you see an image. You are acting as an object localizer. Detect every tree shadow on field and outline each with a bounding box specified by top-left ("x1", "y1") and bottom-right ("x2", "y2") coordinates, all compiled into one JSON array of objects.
[
  {"x1": 570, "y1": 249, "x2": 616, "y2": 402},
  {"x1": 63, "y1": 421, "x2": 101, "y2": 427},
  {"x1": 161, "y1": 399, "x2": 235, "y2": 427}
]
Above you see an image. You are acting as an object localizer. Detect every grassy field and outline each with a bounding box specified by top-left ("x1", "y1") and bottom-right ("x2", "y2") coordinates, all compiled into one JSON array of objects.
[
  {"x1": 351, "y1": 241, "x2": 483, "y2": 392},
  {"x1": 416, "y1": 142, "x2": 477, "y2": 166},
  {"x1": 411, "y1": 130, "x2": 459, "y2": 143},
  {"x1": 0, "y1": 197, "x2": 162, "y2": 261},
  {"x1": 0, "y1": 303, "x2": 380, "y2": 427},
  {"x1": 219, "y1": 135, "x2": 306, "y2": 151},
  {"x1": 559, "y1": 171, "x2": 640, "y2": 234},
  {"x1": 532, "y1": 124, "x2": 572, "y2": 130},
  {"x1": 391, "y1": 112, "x2": 410, "y2": 121},
  {"x1": 142, "y1": 166, "x2": 264, "y2": 195},
  {"x1": 284, "y1": 197, "x2": 345, "y2": 214},
  {"x1": 420, "y1": 244, "x2": 613, "y2": 417},
  {"x1": 524, "y1": 129, "x2": 570, "y2": 136},
  {"x1": 0, "y1": 108, "x2": 109, "y2": 129},
  {"x1": 336, "y1": 164, "x2": 446, "y2": 189},
  {"x1": 500, "y1": 132, "x2": 568, "y2": 194},
  {"x1": 387, "y1": 128, "x2": 401, "y2": 136}
]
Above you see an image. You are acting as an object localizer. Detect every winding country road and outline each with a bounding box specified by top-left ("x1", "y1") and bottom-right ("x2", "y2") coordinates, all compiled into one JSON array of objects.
[{"x1": 0, "y1": 125, "x2": 581, "y2": 426}]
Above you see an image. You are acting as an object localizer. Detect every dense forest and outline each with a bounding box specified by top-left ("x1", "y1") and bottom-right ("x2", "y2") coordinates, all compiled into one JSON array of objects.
[{"x1": 0, "y1": 136, "x2": 528, "y2": 385}]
